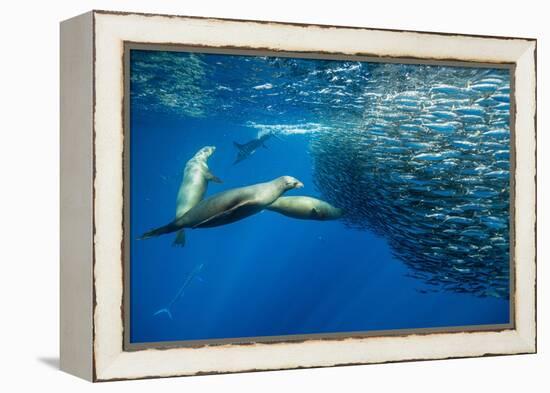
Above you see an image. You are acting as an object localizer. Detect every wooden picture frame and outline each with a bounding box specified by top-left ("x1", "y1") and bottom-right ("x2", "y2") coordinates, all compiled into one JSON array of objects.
[{"x1": 60, "y1": 10, "x2": 536, "y2": 381}]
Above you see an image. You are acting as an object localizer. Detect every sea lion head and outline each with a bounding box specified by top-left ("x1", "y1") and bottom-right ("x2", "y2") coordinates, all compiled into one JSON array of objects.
[
  {"x1": 278, "y1": 176, "x2": 304, "y2": 191},
  {"x1": 195, "y1": 146, "x2": 216, "y2": 160}
]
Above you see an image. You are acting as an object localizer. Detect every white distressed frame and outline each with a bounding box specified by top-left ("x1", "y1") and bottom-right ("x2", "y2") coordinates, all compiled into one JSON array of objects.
[{"x1": 62, "y1": 10, "x2": 536, "y2": 382}]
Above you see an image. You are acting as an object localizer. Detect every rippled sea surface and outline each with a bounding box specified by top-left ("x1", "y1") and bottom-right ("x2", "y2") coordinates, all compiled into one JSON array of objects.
[{"x1": 129, "y1": 50, "x2": 511, "y2": 343}]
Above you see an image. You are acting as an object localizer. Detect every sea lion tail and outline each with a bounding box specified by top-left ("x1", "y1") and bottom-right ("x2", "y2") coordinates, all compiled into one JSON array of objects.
[
  {"x1": 172, "y1": 230, "x2": 186, "y2": 247},
  {"x1": 138, "y1": 223, "x2": 178, "y2": 240}
]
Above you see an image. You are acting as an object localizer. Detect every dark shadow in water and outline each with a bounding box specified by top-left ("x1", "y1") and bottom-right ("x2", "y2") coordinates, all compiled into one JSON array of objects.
[{"x1": 37, "y1": 356, "x2": 59, "y2": 370}]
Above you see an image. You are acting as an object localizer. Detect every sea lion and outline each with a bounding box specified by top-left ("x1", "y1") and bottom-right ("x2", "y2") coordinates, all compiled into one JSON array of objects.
[
  {"x1": 140, "y1": 176, "x2": 304, "y2": 244},
  {"x1": 267, "y1": 196, "x2": 343, "y2": 221},
  {"x1": 173, "y1": 146, "x2": 222, "y2": 246},
  {"x1": 233, "y1": 132, "x2": 274, "y2": 164}
]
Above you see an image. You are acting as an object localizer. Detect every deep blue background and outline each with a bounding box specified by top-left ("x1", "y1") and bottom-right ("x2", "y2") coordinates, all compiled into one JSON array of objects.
[{"x1": 130, "y1": 113, "x2": 509, "y2": 344}]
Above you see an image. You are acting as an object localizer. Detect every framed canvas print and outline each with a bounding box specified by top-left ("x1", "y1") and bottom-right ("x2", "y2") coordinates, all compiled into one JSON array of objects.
[{"x1": 60, "y1": 10, "x2": 537, "y2": 382}]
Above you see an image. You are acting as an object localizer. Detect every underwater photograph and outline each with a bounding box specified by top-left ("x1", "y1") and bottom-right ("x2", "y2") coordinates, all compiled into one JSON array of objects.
[{"x1": 128, "y1": 47, "x2": 512, "y2": 345}]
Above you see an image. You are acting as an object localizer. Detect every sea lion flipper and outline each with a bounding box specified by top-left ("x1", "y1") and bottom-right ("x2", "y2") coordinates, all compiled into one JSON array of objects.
[
  {"x1": 192, "y1": 201, "x2": 251, "y2": 228},
  {"x1": 172, "y1": 230, "x2": 186, "y2": 247},
  {"x1": 205, "y1": 170, "x2": 223, "y2": 184},
  {"x1": 311, "y1": 208, "x2": 320, "y2": 218},
  {"x1": 233, "y1": 141, "x2": 243, "y2": 149}
]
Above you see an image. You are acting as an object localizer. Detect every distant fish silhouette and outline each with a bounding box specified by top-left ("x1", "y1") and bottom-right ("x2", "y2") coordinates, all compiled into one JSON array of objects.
[
  {"x1": 153, "y1": 307, "x2": 174, "y2": 320},
  {"x1": 153, "y1": 263, "x2": 204, "y2": 319},
  {"x1": 233, "y1": 133, "x2": 273, "y2": 164}
]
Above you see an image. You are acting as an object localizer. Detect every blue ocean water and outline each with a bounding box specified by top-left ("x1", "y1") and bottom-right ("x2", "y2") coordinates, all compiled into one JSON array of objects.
[{"x1": 129, "y1": 50, "x2": 510, "y2": 344}]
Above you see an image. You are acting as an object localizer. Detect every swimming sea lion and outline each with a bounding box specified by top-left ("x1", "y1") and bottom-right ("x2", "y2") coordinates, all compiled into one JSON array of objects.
[
  {"x1": 233, "y1": 132, "x2": 273, "y2": 164},
  {"x1": 139, "y1": 176, "x2": 304, "y2": 244},
  {"x1": 267, "y1": 196, "x2": 343, "y2": 221},
  {"x1": 173, "y1": 146, "x2": 222, "y2": 246}
]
